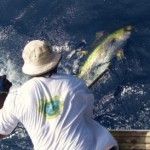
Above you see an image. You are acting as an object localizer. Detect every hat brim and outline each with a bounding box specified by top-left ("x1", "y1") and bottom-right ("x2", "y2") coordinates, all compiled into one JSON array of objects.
[{"x1": 22, "y1": 52, "x2": 61, "y2": 76}]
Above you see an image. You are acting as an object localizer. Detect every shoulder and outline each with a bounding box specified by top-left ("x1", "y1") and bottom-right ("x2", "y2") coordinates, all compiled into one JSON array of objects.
[
  {"x1": 52, "y1": 74, "x2": 88, "y2": 91},
  {"x1": 54, "y1": 73, "x2": 85, "y2": 84},
  {"x1": 19, "y1": 78, "x2": 38, "y2": 94},
  {"x1": 20, "y1": 74, "x2": 87, "y2": 92}
]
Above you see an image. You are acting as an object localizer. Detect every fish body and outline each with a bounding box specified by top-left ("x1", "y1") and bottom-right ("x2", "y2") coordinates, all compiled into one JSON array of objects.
[{"x1": 78, "y1": 25, "x2": 134, "y2": 87}]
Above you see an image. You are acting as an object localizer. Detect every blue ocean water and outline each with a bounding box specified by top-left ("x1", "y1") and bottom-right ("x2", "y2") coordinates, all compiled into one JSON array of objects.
[{"x1": 0, "y1": 0, "x2": 150, "y2": 149}]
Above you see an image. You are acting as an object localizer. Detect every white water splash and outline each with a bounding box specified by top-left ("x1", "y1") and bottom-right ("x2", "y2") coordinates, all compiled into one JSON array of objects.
[
  {"x1": 0, "y1": 53, "x2": 29, "y2": 88},
  {"x1": 121, "y1": 85, "x2": 146, "y2": 97},
  {"x1": 53, "y1": 41, "x2": 86, "y2": 75}
]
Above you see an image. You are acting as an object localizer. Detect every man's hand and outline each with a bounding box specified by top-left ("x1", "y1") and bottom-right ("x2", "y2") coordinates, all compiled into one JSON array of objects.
[{"x1": 0, "y1": 75, "x2": 12, "y2": 108}]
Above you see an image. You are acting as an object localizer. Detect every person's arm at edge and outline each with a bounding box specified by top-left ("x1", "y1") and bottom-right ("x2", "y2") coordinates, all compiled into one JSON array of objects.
[
  {"x1": 0, "y1": 93, "x2": 9, "y2": 139},
  {"x1": 0, "y1": 93, "x2": 7, "y2": 109}
]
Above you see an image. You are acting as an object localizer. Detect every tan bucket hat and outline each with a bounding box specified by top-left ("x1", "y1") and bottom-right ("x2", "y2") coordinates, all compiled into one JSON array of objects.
[{"x1": 22, "y1": 40, "x2": 61, "y2": 76}]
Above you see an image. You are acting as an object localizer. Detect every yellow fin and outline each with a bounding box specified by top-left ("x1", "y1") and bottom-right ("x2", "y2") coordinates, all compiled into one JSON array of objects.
[
  {"x1": 116, "y1": 50, "x2": 124, "y2": 60},
  {"x1": 96, "y1": 31, "x2": 105, "y2": 40},
  {"x1": 77, "y1": 50, "x2": 88, "y2": 56}
]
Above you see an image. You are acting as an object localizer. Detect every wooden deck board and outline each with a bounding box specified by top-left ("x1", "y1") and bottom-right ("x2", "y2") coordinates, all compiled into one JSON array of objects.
[
  {"x1": 114, "y1": 136, "x2": 150, "y2": 144},
  {"x1": 110, "y1": 130, "x2": 150, "y2": 150}
]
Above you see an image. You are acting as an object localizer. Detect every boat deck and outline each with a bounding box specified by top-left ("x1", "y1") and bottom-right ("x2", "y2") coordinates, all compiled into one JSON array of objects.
[{"x1": 110, "y1": 130, "x2": 150, "y2": 150}]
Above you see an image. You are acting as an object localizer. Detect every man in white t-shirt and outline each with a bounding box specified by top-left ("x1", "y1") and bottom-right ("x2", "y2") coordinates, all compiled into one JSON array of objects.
[{"x1": 0, "y1": 40, "x2": 118, "y2": 150}]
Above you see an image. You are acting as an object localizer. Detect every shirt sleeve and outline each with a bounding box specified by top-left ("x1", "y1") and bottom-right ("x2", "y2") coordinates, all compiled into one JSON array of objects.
[{"x1": 0, "y1": 92, "x2": 19, "y2": 135}]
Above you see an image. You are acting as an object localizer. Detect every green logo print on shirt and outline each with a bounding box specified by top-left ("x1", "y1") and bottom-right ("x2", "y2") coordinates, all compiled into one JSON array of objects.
[{"x1": 38, "y1": 96, "x2": 64, "y2": 119}]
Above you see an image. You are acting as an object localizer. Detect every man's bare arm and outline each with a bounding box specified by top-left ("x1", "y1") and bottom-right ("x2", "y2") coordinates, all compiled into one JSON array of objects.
[
  {"x1": 0, "y1": 93, "x2": 7, "y2": 109},
  {"x1": 0, "y1": 75, "x2": 12, "y2": 139},
  {"x1": 0, "y1": 93, "x2": 8, "y2": 139},
  {"x1": 0, "y1": 75, "x2": 12, "y2": 109}
]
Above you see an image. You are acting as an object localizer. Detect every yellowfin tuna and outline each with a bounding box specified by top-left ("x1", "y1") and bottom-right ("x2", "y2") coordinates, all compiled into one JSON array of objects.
[{"x1": 78, "y1": 25, "x2": 134, "y2": 87}]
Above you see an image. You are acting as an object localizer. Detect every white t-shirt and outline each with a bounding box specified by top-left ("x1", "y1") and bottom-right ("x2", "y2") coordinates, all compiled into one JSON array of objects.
[{"x1": 0, "y1": 74, "x2": 117, "y2": 150}]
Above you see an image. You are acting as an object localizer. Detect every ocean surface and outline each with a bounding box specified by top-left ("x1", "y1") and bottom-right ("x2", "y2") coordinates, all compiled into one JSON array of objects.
[{"x1": 0, "y1": 0, "x2": 150, "y2": 149}]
